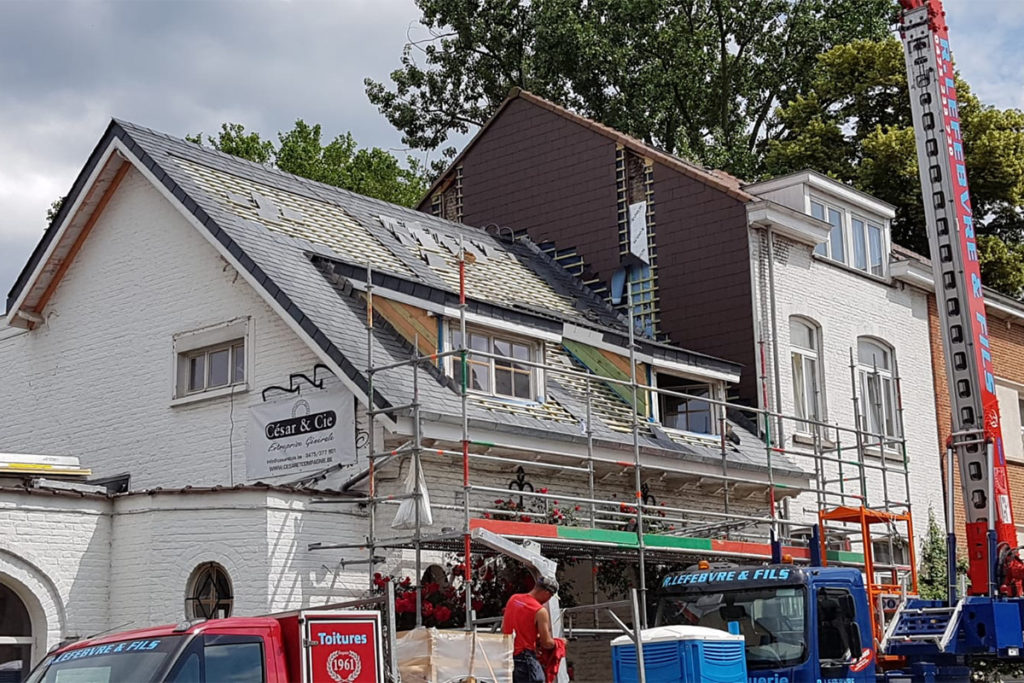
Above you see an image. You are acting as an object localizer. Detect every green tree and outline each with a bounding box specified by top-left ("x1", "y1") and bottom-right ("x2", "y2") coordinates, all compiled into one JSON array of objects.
[
  {"x1": 917, "y1": 508, "x2": 951, "y2": 600},
  {"x1": 366, "y1": 0, "x2": 894, "y2": 177},
  {"x1": 186, "y1": 123, "x2": 275, "y2": 165},
  {"x1": 765, "y1": 37, "x2": 1024, "y2": 297},
  {"x1": 46, "y1": 196, "x2": 66, "y2": 225},
  {"x1": 188, "y1": 121, "x2": 429, "y2": 208}
]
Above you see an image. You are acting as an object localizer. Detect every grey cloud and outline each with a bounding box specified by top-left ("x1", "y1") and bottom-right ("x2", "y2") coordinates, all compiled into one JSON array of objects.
[{"x1": 1, "y1": 0, "x2": 428, "y2": 303}]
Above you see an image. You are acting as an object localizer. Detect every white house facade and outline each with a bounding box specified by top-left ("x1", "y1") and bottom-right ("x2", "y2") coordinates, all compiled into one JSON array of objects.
[{"x1": 746, "y1": 171, "x2": 944, "y2": 560}]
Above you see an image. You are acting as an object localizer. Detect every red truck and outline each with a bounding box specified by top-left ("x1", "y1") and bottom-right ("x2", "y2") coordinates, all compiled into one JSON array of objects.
[{"x1": 24, "y1": 610, "x2": 390, "y2": 683}]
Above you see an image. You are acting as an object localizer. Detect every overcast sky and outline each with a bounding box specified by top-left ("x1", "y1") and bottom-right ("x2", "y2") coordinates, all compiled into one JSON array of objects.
[{"x1": 1, "y1": 0, "x2": 1022, "y2": 307}]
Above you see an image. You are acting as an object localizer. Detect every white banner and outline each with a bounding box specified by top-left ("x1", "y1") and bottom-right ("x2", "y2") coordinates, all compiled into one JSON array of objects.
[{"x1": 246, "y1": 390, "x2": 355, "y2": 480}]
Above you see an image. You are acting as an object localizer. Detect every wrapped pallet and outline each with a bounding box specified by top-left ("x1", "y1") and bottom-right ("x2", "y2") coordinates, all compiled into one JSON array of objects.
[{"x1": 396, "y1": 627, "x2": 513, "y2": 683}]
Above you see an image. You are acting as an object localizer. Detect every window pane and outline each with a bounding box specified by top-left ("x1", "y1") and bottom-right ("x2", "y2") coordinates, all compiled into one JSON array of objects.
[
  {"x1": 790, "y1": 319, "x2": 815, "y2": 351},
  {"x1": 828, "y1": 208, "x2": 845, "y2": 262},
  {"x1": 208, "y1": 348, "x2": 230, "y2": 388},
  {"x1": 494, "y1": 339, "x2": 511, "y2": 358},
  {"x1": 883, "y1": 378, "x2": 896, "y2": 437},
  {"x1": 805, "y1": 358, "x2": 819, "y2": 420},
  {"x1": 868, "y1": 224, "x2": 884, "y2": 275},
  {"x1": 232, "y1": 344, "x2": 245, "y2": 383},
  {"x1": 865, "y1": 374, "x2": 883, "y2": 435},
  {"x1": 857, "y1": 340, "x2": 889, "y2": 369},
  {"x1": 852, "y1": 218, "x2": 867, "y2": 270},
  {"x1": 204, "y1": 642, "x2": 265, "y2": 683},
  {"x1": 660, "y1": 381, "x2": 712, "y2": 434},
  {"x1": 512, "y1": 343, "x2": 530, "y2": 361},
  {"x1": 189, "y1": 355, "x2": 205, "y2": 392},
  {"x1": 792, "y1": 352, "x2": 807, "y2": 421},
  {"x1": 468, "y1": 359, "x2": 490, "y2": 392},
  {"x1": 513, "y1": 370, "x2": 531, "y2": 399},
  {"x1": 494, "y1": 367, "x2": 513, "y2": 396},
  {"x1": 469, "y1": 333, "x2": 489, "y2": 352}
]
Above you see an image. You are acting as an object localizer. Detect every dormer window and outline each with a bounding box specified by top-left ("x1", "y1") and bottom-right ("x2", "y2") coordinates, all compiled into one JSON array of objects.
[
  {"x1": 654, "y1": 373, "x2": 720, "y2": 436},
  {"x1": 451, "y1": 328, "x2": 539, "y2": 401},
  {"x1": 811, "y1": 197, "x2": 887, "y2": 276}
]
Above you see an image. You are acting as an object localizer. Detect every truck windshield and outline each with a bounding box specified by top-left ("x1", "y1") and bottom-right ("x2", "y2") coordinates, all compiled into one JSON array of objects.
[
  {"x1": 24, "y1": 636, "x2": 185, "y2": 683},
  {"x1": 655, "y1": 587, "x2": 806, "y2": 669}
]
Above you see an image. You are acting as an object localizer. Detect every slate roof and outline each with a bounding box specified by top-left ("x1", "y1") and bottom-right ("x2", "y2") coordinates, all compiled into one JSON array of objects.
[{"x1": 8, "y1": 119, "x2": 804, "y2": 479}]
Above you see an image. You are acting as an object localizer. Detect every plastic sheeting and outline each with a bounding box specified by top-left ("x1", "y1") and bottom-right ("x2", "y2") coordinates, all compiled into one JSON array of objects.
[
  {"x1": 395, "y1": 627, "x2": 513, "y2": 683},
  {"x1": 391, "y1": 456, "x2": 433, "y2": 529}
]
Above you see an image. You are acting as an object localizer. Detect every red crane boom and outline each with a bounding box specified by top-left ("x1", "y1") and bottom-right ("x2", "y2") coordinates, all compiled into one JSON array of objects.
[{"x1": 898, "y1": 0, "x2": 1024, "y2": 595}]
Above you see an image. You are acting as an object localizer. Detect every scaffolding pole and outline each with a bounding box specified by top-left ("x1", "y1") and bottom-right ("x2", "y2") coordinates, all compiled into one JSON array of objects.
[{"x1": 334, "y1": 261, "x2": 916, "y2": 638}]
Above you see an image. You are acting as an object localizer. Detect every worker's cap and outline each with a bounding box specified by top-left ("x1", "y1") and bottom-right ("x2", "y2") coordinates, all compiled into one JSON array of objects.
[{"x1": 535, "y1": 574, "x2": 559, "y2": 594}]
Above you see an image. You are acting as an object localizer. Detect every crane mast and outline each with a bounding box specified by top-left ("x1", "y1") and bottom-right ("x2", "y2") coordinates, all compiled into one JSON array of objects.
[{"x1": 898, "y1": 0, "x2": 1023, "y2": 596}]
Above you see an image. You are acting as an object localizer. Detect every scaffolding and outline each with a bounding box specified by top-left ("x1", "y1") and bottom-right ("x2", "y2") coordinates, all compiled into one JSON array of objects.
[{"x1": 310, "y1": 248, "x2": 918, "y2": 639}]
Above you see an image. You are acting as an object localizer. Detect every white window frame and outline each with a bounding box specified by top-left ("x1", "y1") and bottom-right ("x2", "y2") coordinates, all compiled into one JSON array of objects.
[
  {"x1": 449, "y1": 325, "x2": 543, "y2": 403},
  {"x1": 790, "y1": 317, "x2": 825, "y2": 432},
  {"x1": 172, "y1": 317, "x2": 252, "y2": 405},
  {"x1": 653, "y1": 372, "x2": 721, "y2": 438},
  {"x1": 810, "y1": 196, "x2": 889, "y2": 277},
  {"x1": 995, "y1": 378, "x2": 1024, "y2": 464},
  {"x1": 856, "y1": 338, "x2": 900, "y2": 443}
]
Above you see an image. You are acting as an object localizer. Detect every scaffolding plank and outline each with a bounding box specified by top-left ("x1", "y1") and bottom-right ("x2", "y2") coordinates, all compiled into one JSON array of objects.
[
  {"x1": 643, "y1": 535, "x2": 713, "y2": 551},
  {"x1": 557, "y1": 526, "x2": 638, "y2": 546},
  {"x1": 469, "y1": 518, "x2": 560, "y2": 538}
]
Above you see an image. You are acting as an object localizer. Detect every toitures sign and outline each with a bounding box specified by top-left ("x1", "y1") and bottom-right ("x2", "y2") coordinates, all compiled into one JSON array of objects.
[
  {"x1": 245, "y1": 390, "x2": 355, "y2": 479},
  {"x1": 303, "y1": 612, "x2": 383, "y2": 683}
]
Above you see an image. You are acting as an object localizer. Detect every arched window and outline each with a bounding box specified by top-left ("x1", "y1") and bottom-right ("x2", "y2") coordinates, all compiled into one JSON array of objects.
[
  {"x1": 857, "y1": 338, "x2": 900, "y2": 440},
  {"x1": 185, "y1": 563, "x2": 234, "y2": 620},
  {"x1": 790, "y1": 317, "x2": 823, "y2": 427},
  {"x1": 0, "y1": 583, "x2": 33, "y2": 679}
]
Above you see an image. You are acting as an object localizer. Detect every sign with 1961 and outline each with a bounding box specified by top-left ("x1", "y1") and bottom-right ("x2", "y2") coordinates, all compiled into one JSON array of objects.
[{"x1": 245, "y1": 390, "x2": 355, "y2": 479}]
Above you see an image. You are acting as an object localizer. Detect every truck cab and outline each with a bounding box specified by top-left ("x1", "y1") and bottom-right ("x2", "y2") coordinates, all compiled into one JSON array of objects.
[
  {"x1": 23, "y1": 618, "x2": 291, "y2": 683},
  {"x1": 24, "y1": 609, "x2": 382, "y2": 683},
  {"x1": 656, "y1": 564, "x2": 876, "y2": 682}
]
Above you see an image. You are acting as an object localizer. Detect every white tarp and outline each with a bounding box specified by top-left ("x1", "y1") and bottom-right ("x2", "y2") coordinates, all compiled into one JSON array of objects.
[{"x1": 396, "y1": 628, "x2": 512, "y2": 683}]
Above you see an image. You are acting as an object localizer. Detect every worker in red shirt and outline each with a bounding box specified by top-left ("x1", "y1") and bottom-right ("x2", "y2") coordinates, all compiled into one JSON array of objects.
[{"x1": 502, "y1": 574, "x2": 558, "y2": 683}]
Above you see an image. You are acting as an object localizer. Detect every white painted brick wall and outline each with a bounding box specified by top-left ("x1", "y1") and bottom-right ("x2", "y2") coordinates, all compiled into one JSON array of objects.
[
  {"x1": 0, "y1": 168, "x2": 331, "y2": 490},
  {"x1": 0, "y1": 491, "x2": 111, "y2": 657},
  {"x1": 751, "y1": 230, "x2": 944, "y2": 549},
  {"x1": 107, "y1": 489, "x2": 369, "y2": 627}
]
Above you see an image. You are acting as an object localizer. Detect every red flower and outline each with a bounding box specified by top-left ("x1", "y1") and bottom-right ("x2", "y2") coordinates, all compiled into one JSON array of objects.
[
  {"x1": 395, "y1": 595, "x2": 416, "y2": 614},
  {"x1": 421, "y1": 601, "x2": 434, "y2": 617},
  {"x1": 538, "y1": 487, "x2": 548, "y2": 494},
  {"x1": 520, "y1": 515, "x2": 531, "y2": 522},
  {"x1": 434, "y1": 606, "x2": 452, "y2": 624},
  {"x1": 453, "y1": 564, "x2": 465, "y2": 577},
  {"x1": 423, "y1": 582, "x2": 440, "y2": 596},
  {"x1": 482, "y1": 512, "x2": 491, "y2": 519},
  {"x1": 472, "y1": 599, "x2": 484, "y2": 611}
]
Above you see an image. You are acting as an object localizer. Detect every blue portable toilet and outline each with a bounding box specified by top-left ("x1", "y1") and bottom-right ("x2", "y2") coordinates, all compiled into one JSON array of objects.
[{"x1": 611, "y1": 625, "x2": 747, "y2": 683}]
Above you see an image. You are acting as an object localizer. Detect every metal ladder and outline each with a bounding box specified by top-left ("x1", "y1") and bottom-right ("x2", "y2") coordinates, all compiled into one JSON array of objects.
[{"x1": 880, "y1": 598, "x2": 964, "y2": 653}]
